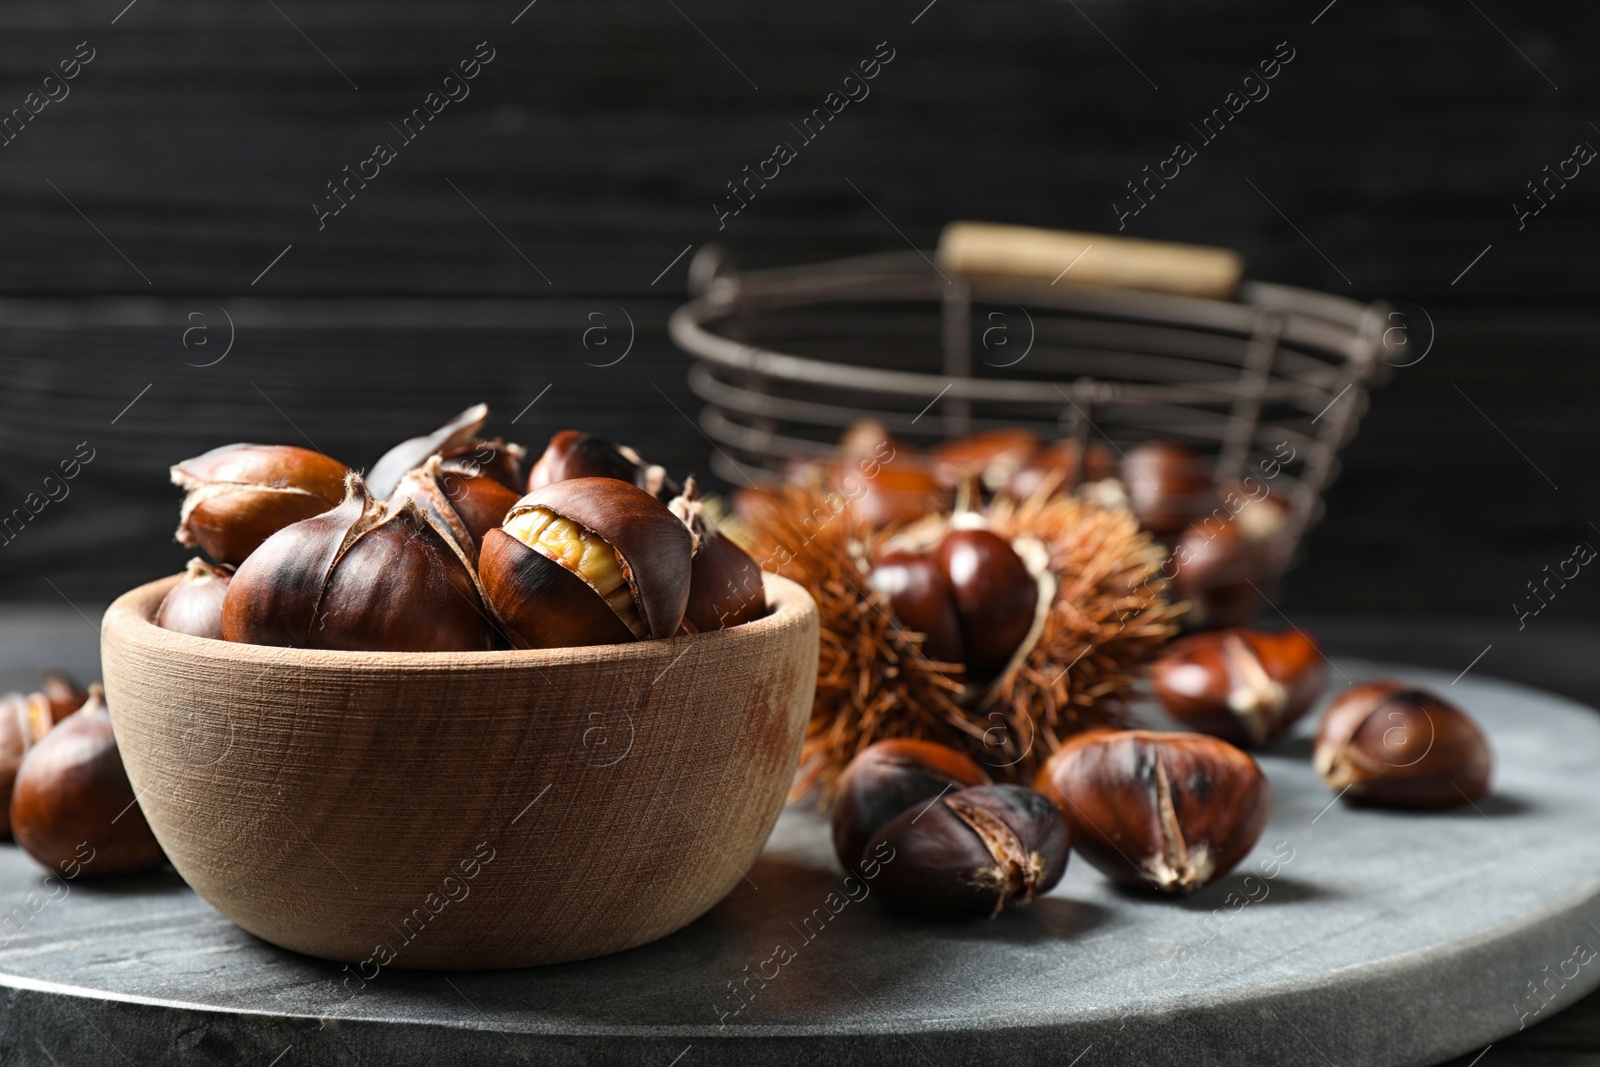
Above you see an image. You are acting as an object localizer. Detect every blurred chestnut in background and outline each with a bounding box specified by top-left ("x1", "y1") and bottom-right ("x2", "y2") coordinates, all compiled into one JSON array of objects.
[
  {"x1": 933, "y1": 529, "x2": 1039, "y2": 675},
  {"x1": 1121, "y1": 441, "x2": 1214, "y2": 537},
  {"x1": 11, "y1": 687, "x2": 165, "y2": 876},
  {"x1": 527, "y1": 429, "x2": 676, "y2": 500},
  {"x1": 223, "y1": 474, "x2": 495, "y2": 652},
  {"x1": 830, "y1": 739, "x2": 992, "y2": 871},
  {"x1": 482, "y1": 478, "x2": 693, "y2": 649},
  {"x1": 170, "y1": 444, "x2": 350, "y2": 565},
  {"x1": 840, "y1": 452, "x2": 949, "y2": 528},
  {"x1": 669, "y1": 478, "x2": 767, "y2": 632},
  {"x1": 1006, "y1": 438, "x2": 1118, "y2": 500},
  {"x1": 1313, "y1": 684, "x2": 1492, "y2": 807},
  {"x1": 869, "y1": 550, "x2": 965, "y2": 666},
  {"x1": 1036, "y1": 730, "x2": 1269, "y2": 894},
  {"x1": 931, "y1": 428, "x2": 1039, "y2": 492},
  {"x1": 38, "y1": 673, "x2": 88, "y2": 723},
  {"x1": 1153, "y1": 628, "x2": 1327, "y2": 747},
  {"x1": 1170, "y1": 521, "x2": 1264, "y2": 629},
  {"x1": 390, "y1": 455, "x2": 521, "y2": 554},
  {"x1": 868, "y1": 784, "x2": 1067, "y2": 918},
  {"x1": 367, "y1": 403, "x2": 524, "y2": 499},
  {"x1": 155, "y1": 558, "x2": 234, "y2": 640},
  {"x1": 0, "y1": 692, "x2": 54, "y2": 838}
]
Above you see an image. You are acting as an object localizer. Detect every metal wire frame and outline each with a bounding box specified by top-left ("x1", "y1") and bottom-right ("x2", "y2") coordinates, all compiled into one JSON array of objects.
[{"x1": 670, "y1": 247, "x2": 1394, "y2": 576}]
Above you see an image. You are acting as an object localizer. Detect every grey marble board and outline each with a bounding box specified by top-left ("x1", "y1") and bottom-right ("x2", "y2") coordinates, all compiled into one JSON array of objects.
[{"x1": 0, "y1": 659, "x2": 1597, "y2": 1067}]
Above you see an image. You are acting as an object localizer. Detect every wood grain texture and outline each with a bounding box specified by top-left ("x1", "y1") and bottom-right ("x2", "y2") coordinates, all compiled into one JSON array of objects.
[{"x1": 97, "y1": 571, "x2": 819, "y2": 968}]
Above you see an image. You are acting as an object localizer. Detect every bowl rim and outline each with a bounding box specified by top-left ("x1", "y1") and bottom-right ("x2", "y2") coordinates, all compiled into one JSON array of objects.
[{"x1": 103, "y1": 570, "x2": 816, "y2": 671}]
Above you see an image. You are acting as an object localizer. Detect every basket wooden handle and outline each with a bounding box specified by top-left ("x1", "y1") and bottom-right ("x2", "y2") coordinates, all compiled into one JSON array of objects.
[{"x1": 937, "y1": 222, "x2": 1244, "y2": 299}]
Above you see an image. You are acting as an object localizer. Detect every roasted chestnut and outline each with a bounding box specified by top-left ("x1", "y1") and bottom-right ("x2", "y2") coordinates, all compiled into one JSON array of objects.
[
  {"x1": 390, "y1": 455, "x2": 521, "y2": 554},
  {"x1": 830, "y1": 739, "x2": 992, "y2": 871},
  {"x1": 868, "y1": 551, "x2": 965, "y2": 666},
  {"x1": 933, "y1": 528, "x2": 1039, "y2": 675},
  {"x1": 1153, "y1": 628, "x2": 1326, "y2": 747},
  {"x1": 1313, "y1": 683, "x2": 1492, "y2": 807},
  {"x1": 1006, "y1": 438, "x2": 1118, "y2": 500},
  {"x1": 11, "y1": 686, "x2": 166, "y2": 875},
  {"x1": 1121, "y1": 441, "x2": 1214, "y2": 537},
  {"x1": 841, "y1": 452, "x2": 949, "y2": 528},
  {"x1": 527, "y1": 429, "x2": 675, "y2": 500},
  {"x1": 171, "y1": 444, "x2": 350, "y2": 565},
  {"x1": 0, "y1": 692, "x2": 54, "y2": 838},
  {"x1": 1170, "y1": 520, "x2": 1264, "y2": 629},
  {"x1": 480, "y1": 477, "x2": 694, "y2": 649},
  {"x1": 38, "y1": 672, "x2": 88, "y2": 723},
  {"x1": 367, "y1": 403, "x2": 525, "y2": 499},
  {"x1": 155, "y1": 558, "x2": 234, "y2": 640},
  {"x1": 222, "y1": 474, "x2": 495, "y2": 652},
  {"x1": 669, "y1": 477, "x2": 766, "y2": 631},
  {"x1": 931, "y1": 428, "x2": 1039, "y2": 492},
  {"x1": 868, "y1": 784, "x2": 1068, "y2": 918},
  {"x1": 1036, "y1": 730, "x2": 1270, "y2": 894}
]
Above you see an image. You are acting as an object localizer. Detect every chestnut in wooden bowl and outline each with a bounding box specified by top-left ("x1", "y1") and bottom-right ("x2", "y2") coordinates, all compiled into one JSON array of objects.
[{"x1": 100, "y1": 571, "x2": 818, "y2": 969}]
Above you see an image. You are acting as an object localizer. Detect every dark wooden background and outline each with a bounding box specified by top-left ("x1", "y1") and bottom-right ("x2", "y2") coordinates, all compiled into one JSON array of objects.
[{"x1": 1, "y1": 0, "x2": 1597, "y2": 626}]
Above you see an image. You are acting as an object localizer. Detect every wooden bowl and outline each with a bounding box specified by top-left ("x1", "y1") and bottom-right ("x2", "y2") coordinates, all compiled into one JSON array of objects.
[{"x1": 99, "y1": 572, "x2": 817, "y2": 969}]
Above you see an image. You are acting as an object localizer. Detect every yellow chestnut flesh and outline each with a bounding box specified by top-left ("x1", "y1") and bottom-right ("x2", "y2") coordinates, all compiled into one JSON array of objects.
[{"x1": 503, "y1": 507, "x2": 644, "y2": 638}]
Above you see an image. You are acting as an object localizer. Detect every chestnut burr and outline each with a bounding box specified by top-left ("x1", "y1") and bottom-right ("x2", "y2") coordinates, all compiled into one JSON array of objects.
[
  {"x1": 830, "y1": 739, "x2": 992, "y2": 871},
  {"x1": 868, "y1": 784, "x2": 1069, "y2": 918},
  {"x1": 1153, "y1": 628, "x2": 1327, "y2": 747},
  {"x1": 1036, "y1": 730, "x2": 1270, "y2": 894},
  {"x1": 1313, "y1": 683, "x2": 1492, "y2": 807}
]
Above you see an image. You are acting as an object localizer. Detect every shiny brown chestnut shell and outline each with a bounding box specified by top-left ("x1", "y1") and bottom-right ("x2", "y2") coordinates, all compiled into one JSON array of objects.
[
  {"x1": 867, "y1": 784, "x2": 1069, "y2": 918},
  {"x1": 1153, "y1": 628, "x2": 1327, "y2": 747},
  {"x1": 931, "y1": 428, "x2": 1040, "y2": 492},
  {"x1": 830, "y1": 739, "x2": 992, "y2": 872},
  {"x1": 1121, "y1": 441, "x2": 1215, "y2": 537},
  {"x1": 869, "y1": 550, "x2": 965, "y2": 666},
  {"x1": 1007, "y1": 438, "x2": 1118, "y2": 499},
  {"x1": 1036, "y1": 730, "x2": 1270, "y2": 894},
  {"x1": 933, "y1": 528, "x2": 1038, "y2": 676},
  {"x1": 1171, "y1": 521, "x2": 1265, "y2": 629},
  {"x1": 1313, "y1": 683, "x2": 1492, "y2": 807},
  {"x1": 481, "y1": 477, "x2": 693, "y2": 648},
  {"x1": 367, "y1": 403, "x2": 525, "y2": 499},
  {"x1": 38, "y1": 673, "x2": 89, "y2": 723},
  {"x1": 527, "y1": 429, "x2": 676, "y2": 500},
  {"x1": 171, "y1": 443, "x2": 350, "y2": 565},
  {"x1": 669, "y1": 477, "x2": 766, "y2": 631},
  {"x1": 222, "y1": 474, "x2": 495, "y2": 652},
  {"x1": 840, "y1": 453, "x2": 950, "y2": 529},
  {"x1": 11, "y1": 687, "x2": 166, "y2": 875},
  {"x1": 155, "y1": 557, "x2": 234, "y2": 640},
  {"x1": 0, "y1": 693, "x2": 54, "y2": 838},
  {"x1": 391, "y1": 455, "x2": 521, "y2": 554}
]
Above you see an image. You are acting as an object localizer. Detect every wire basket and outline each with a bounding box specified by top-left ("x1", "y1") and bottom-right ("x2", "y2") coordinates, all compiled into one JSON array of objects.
[{"x1": 670, "y1": 224, "x2": 1397, "y2": 584}]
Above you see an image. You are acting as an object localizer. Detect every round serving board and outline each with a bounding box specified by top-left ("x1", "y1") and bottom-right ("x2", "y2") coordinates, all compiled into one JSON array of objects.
[{"x1": 2, "y1": 660, "x2": 1598, "y2": 1067}]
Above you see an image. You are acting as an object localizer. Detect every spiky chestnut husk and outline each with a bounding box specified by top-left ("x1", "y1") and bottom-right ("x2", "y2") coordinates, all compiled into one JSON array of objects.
[{"x1": 734, "y1": 480, "x2": 1184, "y2": 799}]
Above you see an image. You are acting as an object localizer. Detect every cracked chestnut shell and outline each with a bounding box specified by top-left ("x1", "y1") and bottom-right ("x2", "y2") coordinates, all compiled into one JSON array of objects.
[
  {"x1": 669, "y1": 477, "x2": 766, "y2": 632},
  {"x1": 222, "y1": 474, "x2": 495, "y2": 652},
  {"x1": 390, "y1": 455, "x2": 521, "y2": 555},
  {"x1": 868, "y1": 784, "x2": 1068, "y2": 918},
  {"x1": 528, "y1": 429, "x2": 676, "y2": 500},
  {"x1": 1313, "y1": 683, "x2": 1492, "y2": 807},
  {"x1": 1153, "y1": 628, "x2": 1326, "y2": 747},
  {"x1": 869, "y1": 550, "x2": 965, "y2": 666},
  {"x1": 1121, "y1": 441, "x2": 1215, "y2": 537},
  {"x1": 830, "y1": 739, "x2": 992, "y2": 872},
  {"x1": 481, "y1": 477, "x2": 694, "y2": 648},
  {"x1": 171, "y1": 444, "x2": 350, "y2": 565},
  {"x1": 155, "y1": 558, "x2": 234, "y2": 640},
  {"x1": 367, "y1": 403, "x2": 525, "y2": 499},
  {"x1": 1036, "y1": 730, "x2": 1270, "y2": 894},
  {"x1": 11, "y1": 687, "x2": 166, "y2": 875},
  {"x1": 933, "y1": 529, "x2": 1038, "y2": 675},
  {"x1": 39, "y1": 673, "x2": 88, "y2": 723}
]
